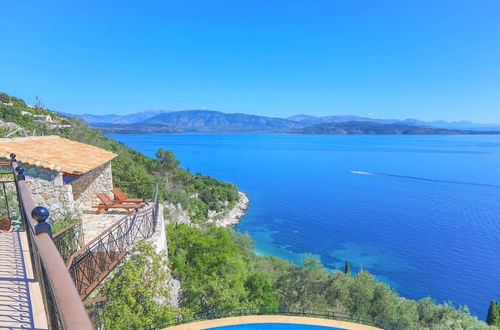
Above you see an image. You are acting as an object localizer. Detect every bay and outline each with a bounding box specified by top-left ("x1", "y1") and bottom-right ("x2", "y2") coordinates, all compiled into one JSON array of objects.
[{"x1": 109, "y1": 133, "x2": 500, "y2": 318}]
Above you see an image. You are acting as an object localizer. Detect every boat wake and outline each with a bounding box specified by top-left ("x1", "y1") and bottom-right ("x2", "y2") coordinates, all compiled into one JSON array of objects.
[{"x1": 350, "y1": 170, "x2": 500, "y2": 188}]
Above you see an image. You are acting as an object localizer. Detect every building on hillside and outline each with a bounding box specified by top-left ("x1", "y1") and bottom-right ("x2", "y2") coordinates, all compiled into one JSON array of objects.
[
  {"x1": 0, "y1": 136, "x2": 117, "y2": 218},
  {"x1": 21, "y1": 111, "x2": 33, "y2": 116},
  {"x1": 1, "y1": 101, "x2": 13, "y2": 106},
  {"x1": 33, "y1": 114, "x2": 53, "y2": 123}
]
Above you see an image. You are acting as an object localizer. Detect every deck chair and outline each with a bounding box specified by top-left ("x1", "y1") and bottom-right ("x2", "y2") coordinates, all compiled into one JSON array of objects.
[
  {"x1": 92, "y1": 193, "x2": 142, "y2": 214},
  {"x1": 111, "y1": 188, "x2": 149, "y2": 205}
]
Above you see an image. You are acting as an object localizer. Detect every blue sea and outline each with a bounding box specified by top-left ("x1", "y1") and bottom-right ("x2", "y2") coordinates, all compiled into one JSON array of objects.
[{"x1": 109, "y1": 133, "x2": 500, "y2": 319}]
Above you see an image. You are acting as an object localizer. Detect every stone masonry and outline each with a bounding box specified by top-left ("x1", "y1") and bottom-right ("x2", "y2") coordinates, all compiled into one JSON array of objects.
[
  {"x1": 70, "y1": 162, "x2": 113, "y2": 210},
  {"x1": 25, "y1": 166, "x2": 74, "y2": 219},
  {"x1": 24, "y1": 161, "x2": 114, "y2": 219}
]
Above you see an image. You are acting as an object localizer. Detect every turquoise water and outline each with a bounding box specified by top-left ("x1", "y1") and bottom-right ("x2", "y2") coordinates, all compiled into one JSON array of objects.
[
  {"x1": 109, "y1": 133, "x2": 500, "y2": 318},
  {"x1": 204, "y1": 323, "x2": 345, "y2": 329}
]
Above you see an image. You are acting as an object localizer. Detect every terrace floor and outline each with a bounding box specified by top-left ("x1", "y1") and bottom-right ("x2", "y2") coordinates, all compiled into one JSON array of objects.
[
  {"x1": 0, "y1": 231, "x2": 48, "y2": 329},
  {"x1": 80, "y1": 205, "x2": 149, "y2": 244}
]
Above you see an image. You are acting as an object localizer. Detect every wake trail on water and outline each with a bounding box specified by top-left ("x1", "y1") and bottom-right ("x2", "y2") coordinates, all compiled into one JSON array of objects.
[{"x1": 349, "y1": 170, "x2": 500, "y2": 188}]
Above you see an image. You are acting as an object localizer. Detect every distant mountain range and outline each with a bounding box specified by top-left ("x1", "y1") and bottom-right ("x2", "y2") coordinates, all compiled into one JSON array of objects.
[
  {"x1": 63, "y1": 109, "x2": 500, "y2": 134},
  {"x1": 88, "y1": 110, "x2": 304, "y2": 133}
]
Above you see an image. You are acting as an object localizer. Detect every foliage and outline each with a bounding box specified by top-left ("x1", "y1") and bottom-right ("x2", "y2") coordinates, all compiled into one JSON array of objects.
[
  {"x1": 344, "y1": 260, "x2": 351, "y2": 275},
  {"x1": 50, "y1": 213, "x2": 79, "y2": 234},
  {"x1": 98, "y1": 242, "x2": 177, "y2": 329},
  {"x1": 156, "y1": 148, "x2": 180, "y2": 172},
  {"x1": 487, "y1": 300, "x2": 500, "y2": 327},
  {"x1": 168, "y1": 224, "x2": 251, "y2": 312}
]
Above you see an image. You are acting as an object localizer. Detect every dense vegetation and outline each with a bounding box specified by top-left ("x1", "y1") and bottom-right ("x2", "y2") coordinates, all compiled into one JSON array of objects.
[
  {"x1": 98, "y1": 242, "x2": 177, "y2": 329},
  {"x1": 487, "y1": 300, "x2": 500, "y2": 328}
]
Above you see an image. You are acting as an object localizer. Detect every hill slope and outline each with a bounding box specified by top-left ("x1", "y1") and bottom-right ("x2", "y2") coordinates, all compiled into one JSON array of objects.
[{"x1": 98, "y1": 110, "x2": 305, "y2": 133}]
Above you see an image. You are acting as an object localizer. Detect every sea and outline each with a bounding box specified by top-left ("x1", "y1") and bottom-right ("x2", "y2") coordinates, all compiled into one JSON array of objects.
[{"x1": 109, "y1": 133, "x2": 500, "y2": 319}]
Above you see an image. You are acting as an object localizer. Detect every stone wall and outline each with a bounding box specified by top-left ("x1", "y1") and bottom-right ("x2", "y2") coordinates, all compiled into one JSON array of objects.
[
  {"x1": 25, "y1": 166, "x2": 75, "y2": 219},
  {"x1": 70, "y1": 162, "x2": 113, "y2": 210}
]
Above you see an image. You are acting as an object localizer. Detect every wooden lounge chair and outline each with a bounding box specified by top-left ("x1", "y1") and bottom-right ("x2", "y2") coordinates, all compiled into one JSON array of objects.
[
  {"x1": 111, "y1": 188, "x2": 149, "y2": 205},
  {"x1": 92, "y1": 193, "x2": 142, "y2": 215}
]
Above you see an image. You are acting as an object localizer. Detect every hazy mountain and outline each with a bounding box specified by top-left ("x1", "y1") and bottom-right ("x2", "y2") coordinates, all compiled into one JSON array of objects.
[
  {"x1": 136, "y1": 110, "x2": 304, "y2": 132},
  {"x1": 94, "y1": 121, "x2": 182, "y2": 134},
  {"x1": 287, "y1": 114, "x2": 402, "y2": 126},
  {"x1": 288, "y1": 114, "x2": 500, "y2": 131},
  {"x1": 70, "y1": 110, "x2": 170, "y2": 124},
  {"x1": 297, "y1": 121, "x2": 500, "y2": 135},
  {"x1": 94, "y1": 110, "x2": 304, "y2": 133}
]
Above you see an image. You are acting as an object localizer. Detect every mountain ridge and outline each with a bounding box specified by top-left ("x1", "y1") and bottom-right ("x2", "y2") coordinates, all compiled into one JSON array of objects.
[{"x1": 66, "y1": 109, "x2": 500, "y2": 133}]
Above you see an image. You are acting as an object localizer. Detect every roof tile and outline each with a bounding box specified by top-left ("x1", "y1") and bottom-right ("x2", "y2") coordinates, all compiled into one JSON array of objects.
[{"x1": 0, "y1": 136, "x2": 117, "y2": 174}]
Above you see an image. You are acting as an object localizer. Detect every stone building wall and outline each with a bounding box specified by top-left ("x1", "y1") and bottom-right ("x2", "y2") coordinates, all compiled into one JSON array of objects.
[
  {"x1": 70, "y1": 162, "x2": 113, "y2": 210},
  {"x1": 25, "y1": 166, "x2": 75, "y2": 219}
]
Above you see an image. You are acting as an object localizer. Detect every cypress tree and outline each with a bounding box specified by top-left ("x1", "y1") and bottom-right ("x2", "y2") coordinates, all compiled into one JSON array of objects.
[
  {"x1": 486, "y1": 300, "x2": 500, "y2": 326},
  {"x1": 344, "y1": 260, "x2": 351, "y2": 275}
]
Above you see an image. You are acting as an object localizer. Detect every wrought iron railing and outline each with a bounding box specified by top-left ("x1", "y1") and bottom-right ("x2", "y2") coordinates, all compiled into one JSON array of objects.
[
  {"x1": 143, "y1": 307, "x2": 417, "y2": 330},
  {"x1": 84, "y1": 297, "x2": 107, "y2": 329},
  {"x1": 0, "y1": 168, "x2": 22, "y2": 231},
  {"x1": 53, "y1": 220, "x2": 84, "y2": 262},
  {"x1": 66, "y1": 183, "x2": 159, "y2": 300},
  {"x1": 8, "y1": 155, "x2": 92, "y2": 329}
]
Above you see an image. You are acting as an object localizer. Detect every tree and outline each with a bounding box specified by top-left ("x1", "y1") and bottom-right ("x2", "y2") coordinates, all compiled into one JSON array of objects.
[
  {"x1": 100, "y1": 242, "x2": 176, "y2": 329},
  {"x1": 34, "y1": 95, "x2": 44, "y2": 108},
  {"x1": 244, "y1": 273, "x2": 279, "y2": 307},
  {"x1": 156, "y1": 148, "x2": 180, "y2": 172},
  {"x1": 487, "y1": 300, "x2": 500, "y2": 327},
  {"x1": 344, "y1": 260, "x2": 351, "y2": 275},
  {"x1": 168, "y1": 224, "x2": 249, "y2": 312}
]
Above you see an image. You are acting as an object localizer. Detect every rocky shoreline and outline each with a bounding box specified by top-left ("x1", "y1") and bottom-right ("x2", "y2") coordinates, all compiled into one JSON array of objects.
[
  {"x1": 208, "y1": 191, "x2": 249, "y2": 227},
  {"x1": 164, "y1": 191, "x2": 249, "y2": 228}
]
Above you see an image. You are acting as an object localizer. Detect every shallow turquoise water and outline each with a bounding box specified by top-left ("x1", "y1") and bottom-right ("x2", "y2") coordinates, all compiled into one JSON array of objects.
[
  {"x1": 204, "y1": 323, "x2": 345, "y2": 329},
  {"x1": 109, "y1": 133, "x2": 500, "y2": 318}
]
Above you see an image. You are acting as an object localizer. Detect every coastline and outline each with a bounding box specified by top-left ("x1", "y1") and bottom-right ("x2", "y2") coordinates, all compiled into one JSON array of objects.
[{"x1": 208, "y1": 191, "x2": 249, "y2": 227}]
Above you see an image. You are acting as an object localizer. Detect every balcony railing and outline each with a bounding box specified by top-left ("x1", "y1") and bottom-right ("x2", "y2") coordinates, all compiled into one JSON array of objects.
[
  {"x1": 9, "y1": 155, "x2": 92, "y2": 329},
  {"x1": 66, "y1": 183, "x2": 160, "y2": 300},
  {"x1": 53, "y1": 220, "x2": 84, "y2": 262}
]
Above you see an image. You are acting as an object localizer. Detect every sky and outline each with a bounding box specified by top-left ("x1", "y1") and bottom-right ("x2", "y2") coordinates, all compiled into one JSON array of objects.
[{"x1": 1, "y1": 1, "x2": 499, "y2": 123}]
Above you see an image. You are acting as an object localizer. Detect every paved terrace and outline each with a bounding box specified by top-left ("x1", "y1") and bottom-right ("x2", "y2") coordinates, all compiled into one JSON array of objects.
[
  {"x1": 0, "y1": 232, "x2": 47, "y2": 329},
  {"x1": 80, "y1": 205, "x2": 150, "y2": 244}
]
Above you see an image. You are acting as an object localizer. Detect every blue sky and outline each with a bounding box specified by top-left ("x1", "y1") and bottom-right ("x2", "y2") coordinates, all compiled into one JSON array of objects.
[{"x1": 1, "y1": 0, "x2": 499, "y2": 122}]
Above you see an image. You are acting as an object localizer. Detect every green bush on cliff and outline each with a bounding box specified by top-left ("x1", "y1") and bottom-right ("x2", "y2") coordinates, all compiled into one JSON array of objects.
[{"x1": 98, "y1": 242, "x2": 177, "y2": 329}]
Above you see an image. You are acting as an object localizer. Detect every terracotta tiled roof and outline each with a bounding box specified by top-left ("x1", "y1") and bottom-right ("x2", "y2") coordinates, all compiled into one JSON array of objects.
[{"x1": 0, "y1": 136, "x2": 117, "y2": 174}]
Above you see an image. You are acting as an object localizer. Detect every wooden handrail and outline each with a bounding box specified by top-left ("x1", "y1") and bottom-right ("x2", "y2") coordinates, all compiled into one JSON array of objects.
[{"x1": 12, "y1": 160, "x2": 92, "y2": 330}]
